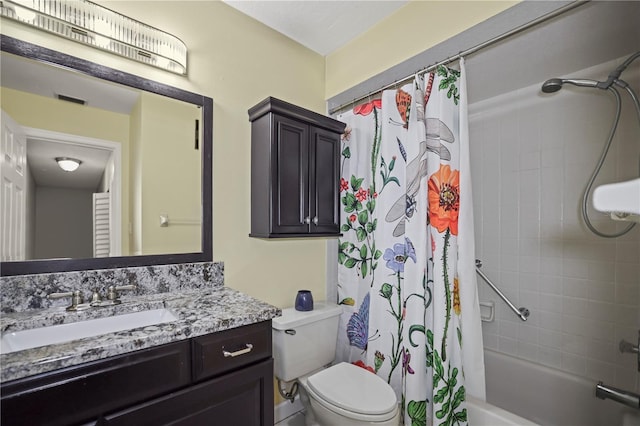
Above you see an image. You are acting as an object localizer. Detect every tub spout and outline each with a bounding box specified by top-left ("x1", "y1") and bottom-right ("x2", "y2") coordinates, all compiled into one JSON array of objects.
[{"x1": 595, "y1": 382, "x2": 640, "y2": 409}]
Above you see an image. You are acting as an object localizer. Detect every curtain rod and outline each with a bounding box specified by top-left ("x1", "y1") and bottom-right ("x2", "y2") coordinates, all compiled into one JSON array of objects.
[{"x1": 329, "y1": 0, "x2": 588, "y2": 116}]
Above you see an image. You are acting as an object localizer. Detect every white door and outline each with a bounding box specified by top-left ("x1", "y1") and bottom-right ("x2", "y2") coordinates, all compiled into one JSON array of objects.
[{"x1": 0, "y1": 111, "x2": 27, "y2": 261}]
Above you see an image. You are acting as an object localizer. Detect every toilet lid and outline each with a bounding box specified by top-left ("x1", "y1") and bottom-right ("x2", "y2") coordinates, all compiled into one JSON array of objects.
[{"x1": 307, "y1": 362, "x2": 397, "y2": 416}]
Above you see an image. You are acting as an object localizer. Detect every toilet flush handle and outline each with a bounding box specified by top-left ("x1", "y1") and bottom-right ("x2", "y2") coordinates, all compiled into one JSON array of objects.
[{"x1": 285, "y1": 329, "x2": 296, "y2": 336}]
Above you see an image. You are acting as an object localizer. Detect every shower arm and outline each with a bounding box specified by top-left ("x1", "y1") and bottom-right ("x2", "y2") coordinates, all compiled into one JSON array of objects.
[{"x1": 598, "y1": 51, "x2": 640, "y2": 90}]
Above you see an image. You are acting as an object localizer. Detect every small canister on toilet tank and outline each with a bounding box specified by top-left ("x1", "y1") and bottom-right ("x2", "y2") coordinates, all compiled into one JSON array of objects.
[{"x1": 295, "y1": 290, "x2": 314, "y2": 311}]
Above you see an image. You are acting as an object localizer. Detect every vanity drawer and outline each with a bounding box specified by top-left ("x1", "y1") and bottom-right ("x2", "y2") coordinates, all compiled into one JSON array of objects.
[
  {"x1": 192, "y1": 320, "x2": 272, "y2": 382},
  {"x1": 1, "y1": 340, "x2": 190, "y2": 426}
]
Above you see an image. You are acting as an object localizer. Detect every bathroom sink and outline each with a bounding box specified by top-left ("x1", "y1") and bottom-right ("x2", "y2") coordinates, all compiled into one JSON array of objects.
[{"x1": 0, "y1": 308, "x2": 179, "y2": 354}]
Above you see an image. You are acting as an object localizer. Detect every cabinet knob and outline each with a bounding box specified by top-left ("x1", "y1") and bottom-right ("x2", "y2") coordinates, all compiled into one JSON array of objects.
[
  {"x1": 313, "y1": 217, "x2": 319, "y2": 225},
  {"x1": 304, "y1": 216, "x2": 311, "y2": 224}
]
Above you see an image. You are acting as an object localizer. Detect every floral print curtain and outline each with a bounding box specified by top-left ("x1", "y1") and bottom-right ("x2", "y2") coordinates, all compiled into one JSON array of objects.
[{"x1": 336, "y1": 59, "x2": 485, "y2": 425}]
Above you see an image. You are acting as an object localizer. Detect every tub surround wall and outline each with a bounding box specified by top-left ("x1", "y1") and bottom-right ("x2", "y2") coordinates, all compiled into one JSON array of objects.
[
  {"x1": 0, "y1": 261, "x2": 224, "y2": 313},
  {"x1": 470, "y1": 57, "x2": 640, "y2": 392}
]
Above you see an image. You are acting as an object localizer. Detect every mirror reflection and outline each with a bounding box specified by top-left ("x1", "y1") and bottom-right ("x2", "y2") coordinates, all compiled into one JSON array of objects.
[{"x1": 1, "y1": 51, "x2": 202, "y2": 262}]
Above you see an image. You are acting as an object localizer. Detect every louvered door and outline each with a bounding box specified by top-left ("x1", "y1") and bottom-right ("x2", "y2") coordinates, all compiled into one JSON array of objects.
[{"x1": 92, "y1": 192, "x2": 110, "y2": 257}]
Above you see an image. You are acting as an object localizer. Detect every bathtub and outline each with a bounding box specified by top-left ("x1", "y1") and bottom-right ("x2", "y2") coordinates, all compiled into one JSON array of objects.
[
  {"x1": 484, "y1": 349, "x2": 640, "y2": 426},
  {"x1": 467, "y1": 395, "x2": 538, "y2": 425}
]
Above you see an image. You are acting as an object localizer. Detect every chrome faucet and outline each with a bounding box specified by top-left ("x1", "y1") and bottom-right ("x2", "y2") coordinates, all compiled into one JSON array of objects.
[
  {"x1": 595, "y1": 382, "x2": 640, "y2": 409},
  {"x1": 88, "y1": 288, "x2": 113, "y2": 307},
  {"x1": 47, "y1": 285, "x2": 138, "y2": 310}
]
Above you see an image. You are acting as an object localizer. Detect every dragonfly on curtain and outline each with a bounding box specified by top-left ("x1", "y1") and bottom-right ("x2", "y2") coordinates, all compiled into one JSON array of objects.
[{"x1": 384, "y1": 117, "x2": 455, "y2": 237}]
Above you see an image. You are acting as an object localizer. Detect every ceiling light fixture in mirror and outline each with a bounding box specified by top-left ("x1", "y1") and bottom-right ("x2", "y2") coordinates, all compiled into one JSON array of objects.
[{"x1": 0, "y1": 0, "x2": 188, "y2": 74}]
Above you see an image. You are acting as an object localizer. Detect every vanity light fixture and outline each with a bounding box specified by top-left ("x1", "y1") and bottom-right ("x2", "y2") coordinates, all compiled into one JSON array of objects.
[
  {"x1": 0, "y1": 0, "x2": 188, "y2": 74},
  {"x1": 56, "y1": 157, "x2": 82, "y2": 172}
]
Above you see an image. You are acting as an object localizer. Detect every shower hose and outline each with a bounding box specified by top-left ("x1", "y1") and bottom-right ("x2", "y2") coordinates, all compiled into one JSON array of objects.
[{"x1": 582, "y1": 52, "x2": 640, "y2": 238}]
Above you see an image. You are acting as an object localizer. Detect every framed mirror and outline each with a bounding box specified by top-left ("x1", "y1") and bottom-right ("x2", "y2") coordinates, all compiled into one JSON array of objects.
[{"x1": 0, "y1": 35, "x2": 212, "y2": 276}]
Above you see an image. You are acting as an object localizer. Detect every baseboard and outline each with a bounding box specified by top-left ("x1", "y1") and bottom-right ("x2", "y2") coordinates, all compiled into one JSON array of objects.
[{"x1": 274, "y1": 395, "x2": 303, "y2": 423}]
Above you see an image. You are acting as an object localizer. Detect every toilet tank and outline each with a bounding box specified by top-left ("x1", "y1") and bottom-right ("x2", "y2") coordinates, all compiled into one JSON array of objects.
[{"x1": 272, "y1": 302, "x2": 342, "y2": 382}]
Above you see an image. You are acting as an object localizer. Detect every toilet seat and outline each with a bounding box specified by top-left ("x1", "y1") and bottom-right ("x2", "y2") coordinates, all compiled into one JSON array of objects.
[{"x1": 304, "y1": 362, "x2": 398, "y2": 422}]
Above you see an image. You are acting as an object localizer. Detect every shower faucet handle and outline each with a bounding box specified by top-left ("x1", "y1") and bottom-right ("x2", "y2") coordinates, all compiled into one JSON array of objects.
[
  {"x1": 620, "y1": 339, "x2": 639, "y2": 354},
  {"x1": 619, "y1": 330, "x2": 640, "y2": 372}
]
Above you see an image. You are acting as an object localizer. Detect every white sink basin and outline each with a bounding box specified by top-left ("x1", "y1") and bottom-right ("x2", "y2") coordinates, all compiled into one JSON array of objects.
[{"x1": 0, "y1": 308, "x2": 178, "y2": 354}]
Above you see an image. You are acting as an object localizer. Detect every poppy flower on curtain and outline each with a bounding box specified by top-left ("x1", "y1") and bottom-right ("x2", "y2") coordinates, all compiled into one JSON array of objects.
[
  {"x1": 353, "y1": 99, "x2": 382, "y2": 116},
  {"x1": 427, "y1": 164, "x2": 460, "y2": 235}
]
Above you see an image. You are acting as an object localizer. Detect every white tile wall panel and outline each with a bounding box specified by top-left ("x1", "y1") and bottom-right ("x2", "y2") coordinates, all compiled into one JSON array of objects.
[{"x1": 470, "y1": 55, "x2": 640, "y2": 391}]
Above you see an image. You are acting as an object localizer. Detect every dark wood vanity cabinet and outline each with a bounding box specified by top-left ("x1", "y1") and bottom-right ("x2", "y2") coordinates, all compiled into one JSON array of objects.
[
  {"x1": 249, "y1": 97, "x2": 346, "y2": 238},
  {"x1": 0, "y1": 321, "x2": 274, "y2": 426},
  {"x1": 101, "y1": 359, "x2": 273, "y2": 426}
]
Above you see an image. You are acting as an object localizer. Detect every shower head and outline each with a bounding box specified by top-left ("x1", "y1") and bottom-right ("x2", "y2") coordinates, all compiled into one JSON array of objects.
[
  {"x1": 541, "y1": 78, "x2": 601, "y2": 93},
  {"x1": 541, "y1": 78, "x2": 564, "y2": 93}
]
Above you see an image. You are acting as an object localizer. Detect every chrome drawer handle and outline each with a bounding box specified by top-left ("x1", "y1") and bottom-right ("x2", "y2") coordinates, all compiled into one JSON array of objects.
[{"x1": 222, "y1": 343, "x2": 253, "y2": 358}]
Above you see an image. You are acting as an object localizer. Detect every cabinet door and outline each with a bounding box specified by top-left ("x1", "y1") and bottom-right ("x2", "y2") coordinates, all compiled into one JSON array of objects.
[
  {"x1": 271, "y1": 115, "x2": 309, "y2": 234},
  {"x1": 101, "y1": 358, "x2": 274, "y2": 426},
  {"x1": 309, "y1": 127, "x2": 340, "y2": 234}
]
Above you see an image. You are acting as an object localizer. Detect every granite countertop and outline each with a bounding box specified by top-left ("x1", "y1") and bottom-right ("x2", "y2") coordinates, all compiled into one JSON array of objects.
[{"x1": 0, "y1": 287, "x2": 281, "y2": 383}]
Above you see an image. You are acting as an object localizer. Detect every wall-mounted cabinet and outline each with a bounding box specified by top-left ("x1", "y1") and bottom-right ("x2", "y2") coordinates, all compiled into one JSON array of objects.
[{"x1": 249, "y1": 97, "x2": 346, "y2": 238}]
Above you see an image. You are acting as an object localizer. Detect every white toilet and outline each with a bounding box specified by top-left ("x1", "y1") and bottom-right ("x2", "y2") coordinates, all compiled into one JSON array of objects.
[{"x1": 272, "y1": 302, "x2": 400, "y2": 426}]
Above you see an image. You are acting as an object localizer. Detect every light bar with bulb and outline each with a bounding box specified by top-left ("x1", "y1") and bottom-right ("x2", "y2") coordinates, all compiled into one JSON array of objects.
[{"x1": 0, "y1": 0, "x2": 188, "y2": 74}]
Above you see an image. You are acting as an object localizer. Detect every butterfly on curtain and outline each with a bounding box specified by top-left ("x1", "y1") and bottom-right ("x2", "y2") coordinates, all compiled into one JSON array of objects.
[
  {"x1": 389, "y1": 89, "x2": 412, "y2": 128},
  {"x1": 347, "y1": 293, "x2": 379, "y2": 352}
]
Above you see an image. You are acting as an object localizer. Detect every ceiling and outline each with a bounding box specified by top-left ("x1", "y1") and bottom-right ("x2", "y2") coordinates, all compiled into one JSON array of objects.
[{"x1": 221, "y1": 0, "x2": 409, "y2": 56}]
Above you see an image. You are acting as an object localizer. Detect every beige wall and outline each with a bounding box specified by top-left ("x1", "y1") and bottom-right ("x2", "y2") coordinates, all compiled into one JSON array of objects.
[
  {"x1": 0, "y1": 1, "x2": 328, "y2": 309},
  {"x1": 130, "y1": 96, "x2": 144, "y2": 256},
  {"x1": 138, "y1": 92, "x2": 201, "y2": 255},
  {"x1": 325, "y1": 0, "x2": 518, "y2": 98},
  {"x1": 0, "y1": 87, "x2": 130, "y2": 142}
]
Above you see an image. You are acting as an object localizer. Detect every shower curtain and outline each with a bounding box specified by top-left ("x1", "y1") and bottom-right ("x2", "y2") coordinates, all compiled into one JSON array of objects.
[{"x1": 336, "y1": 59, "x2": 485, "y2": 425}]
